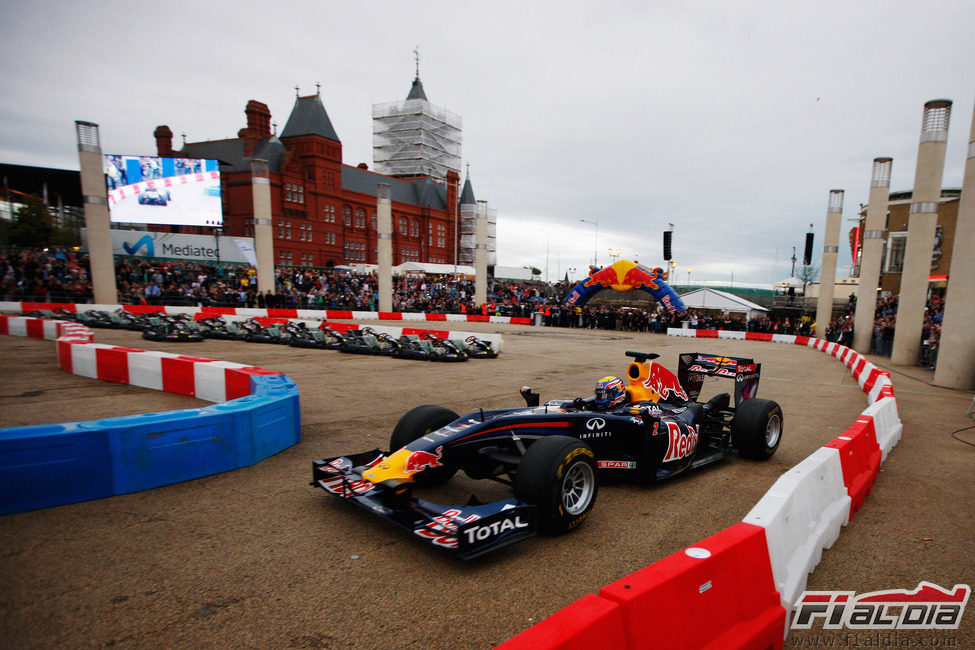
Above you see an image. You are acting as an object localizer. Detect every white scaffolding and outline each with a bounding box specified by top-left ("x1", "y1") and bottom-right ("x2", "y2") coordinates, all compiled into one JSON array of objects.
[
  {"x1": 373, "y1": 98, "x2": 462, "y2": 179},
  {"x1": 459, "y1": 200, "x2": 496, "y2": 266}
]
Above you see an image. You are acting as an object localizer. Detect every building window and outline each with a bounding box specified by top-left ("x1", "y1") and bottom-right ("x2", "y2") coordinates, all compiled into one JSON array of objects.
[
  {"x1": 885, "y1": 233, "x2": 907, "y2": 273},
  {"x1": 436, "y1": 223, "x2": 446, "y2": 248},
  {"x1": 277, "y1": 221, "x2": 283, "y2": 238},
  {"x1": 370, "y1": 211, "x2": 377, "y2": 230},
  {"x1": 342, "y1": 206, "x2": 352, "y2": 226},
  {"x1": 399, "y1": 216, "x2": 408, "y2": 235},
  {"x1": 284, "y1": 182, "x2": 304, "y2": 203},
  {"x1": 355, "y1": 208, "x2": 366, "y2": 229},
  {"x1": 410, "y1": 219, "x2": 420, "y2": 237},
  {"x1": 285, "y1": 221, "x2": 292, "y2": 239}
]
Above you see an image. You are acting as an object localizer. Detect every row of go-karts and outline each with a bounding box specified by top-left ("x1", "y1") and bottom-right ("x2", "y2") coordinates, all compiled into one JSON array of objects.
[{"x1": 23, "y1": 308, "x2": 497, "y2": 361}]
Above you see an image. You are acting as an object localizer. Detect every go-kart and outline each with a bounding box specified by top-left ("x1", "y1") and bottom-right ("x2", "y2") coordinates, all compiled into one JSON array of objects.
[
  {"x1": 311, "y1": 350, "x2": 782, "y2": 559},
  {"x1": 390, "y1": 332, "x2": 469, "y2": 362},
  {"x1": 141, "y1": 315, "x2": 203, "y2": 342},
  {"x1": 197, "y1": 316, "x2": 237, "y2": 340},
  {"x1": 458, "y1": 335, "x2": 498, "y2": 359}
]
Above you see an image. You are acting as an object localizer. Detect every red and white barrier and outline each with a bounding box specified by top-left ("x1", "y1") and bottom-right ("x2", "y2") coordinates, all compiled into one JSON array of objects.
[
  {"x1": 1, "y1": 302, "x2": 511, "y2": 352},
  {"x1": 106, "y1": 172, "x2": 219, "y2": 208},
  {"x1": 500, "y1": 523, "x2": 786, "y2": 649},
  {"x1": 4, "y1": 314, "x2": 285, "y2": 405},
  {"x1": 861, "y1": 397, "x2": 902, "y2": 461},
  {"x1": 0, "y1": 301, "x2": 533, "y2": 326},
  {"x1": 0, "y1": 315, "x2": 93, "y2": 343},
  {"x1": 660, "y1": 328, "x2": 903, "y2": 636},
  {"x1": 743, "y1": 447, "x2": 851, "y2": 637}
]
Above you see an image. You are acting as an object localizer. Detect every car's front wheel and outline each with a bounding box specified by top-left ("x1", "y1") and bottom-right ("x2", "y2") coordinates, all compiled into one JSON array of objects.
[
  {"x1": 732, "y1": 398, "x2": 783, "y2": 460},
  {"x1": 390, "y1": 405, "x2": 460, "y2": 486},
  {"x1": 514, "y1": 436, "x2": 598, "y2": 534}
]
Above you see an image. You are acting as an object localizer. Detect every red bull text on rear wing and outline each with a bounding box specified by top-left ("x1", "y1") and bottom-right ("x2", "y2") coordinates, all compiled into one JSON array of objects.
[{"x1": 677, "y1": 352, "x2": 761, "y2": 406}]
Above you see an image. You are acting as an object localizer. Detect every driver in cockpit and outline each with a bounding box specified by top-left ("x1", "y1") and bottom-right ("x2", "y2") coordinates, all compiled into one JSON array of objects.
[{"x1": 593, "y1": 376, "x2": 627, "y2": 410}]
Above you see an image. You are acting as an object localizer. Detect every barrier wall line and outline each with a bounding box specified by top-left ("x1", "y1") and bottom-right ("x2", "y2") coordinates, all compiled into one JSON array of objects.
[
  {"x1": 0, "y1": 316, "x2": 301, "y2": 516},
  {"x1": 0, "y1": 301, "x2": 533, "y2": 326},
  {"x1": 0, "y1": 302, "x2": 507, "y2": 353}
]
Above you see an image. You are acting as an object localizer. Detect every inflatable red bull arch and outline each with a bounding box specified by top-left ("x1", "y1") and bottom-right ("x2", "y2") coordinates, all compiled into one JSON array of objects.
[{"x1": 562, "y1": 260, "x2": 686, "y2": 314}]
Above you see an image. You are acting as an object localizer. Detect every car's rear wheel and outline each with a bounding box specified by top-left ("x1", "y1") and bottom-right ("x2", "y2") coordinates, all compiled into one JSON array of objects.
[
  {"x1": 390, "y1": 405, "x2": 460, "y2": 486},
  {"x1": 732, "y1": 398, "x2": 783, "y2": 460},
  {"x1": 514, "y1": 436, "x2": 598, "y2": 534}
]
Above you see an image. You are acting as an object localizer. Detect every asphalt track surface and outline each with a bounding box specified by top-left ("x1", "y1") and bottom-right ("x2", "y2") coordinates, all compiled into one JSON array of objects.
[{"x1": 1, "y1": 322, "x2": 972, "y2": 649}]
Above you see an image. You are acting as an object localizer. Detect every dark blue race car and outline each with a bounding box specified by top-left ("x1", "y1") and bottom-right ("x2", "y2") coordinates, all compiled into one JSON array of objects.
[
  {"x1": 137, "y1": 187, "x2": 171, "y2": 205},
  {"x1": 311, "y1": 350, "x2": 782, "y2": 559}
]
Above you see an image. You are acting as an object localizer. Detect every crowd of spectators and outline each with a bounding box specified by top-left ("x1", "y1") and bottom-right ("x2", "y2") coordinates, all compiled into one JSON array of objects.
[
  {"x1": 0, "y1": 246, "x2": 946, "y2": 366},
  {"x1": 0, "y1": 246, "x2": 551, "y2": 316}
]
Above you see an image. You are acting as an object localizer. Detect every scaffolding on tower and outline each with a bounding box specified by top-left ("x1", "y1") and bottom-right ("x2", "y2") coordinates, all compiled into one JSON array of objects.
[{"x1": 373, "y1": 98, "x2": 462, "y2": 179}]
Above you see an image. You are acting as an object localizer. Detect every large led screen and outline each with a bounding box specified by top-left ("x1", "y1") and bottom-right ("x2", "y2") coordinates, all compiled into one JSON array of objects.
[{"x1": 104, "y1": 155, "x2": 222, "y2": 227}]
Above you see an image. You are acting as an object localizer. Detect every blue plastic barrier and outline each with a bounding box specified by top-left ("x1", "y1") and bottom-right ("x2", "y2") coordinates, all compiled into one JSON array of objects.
[{"x1": 0, "y1": 373, "x2": 300, "y2": 515}]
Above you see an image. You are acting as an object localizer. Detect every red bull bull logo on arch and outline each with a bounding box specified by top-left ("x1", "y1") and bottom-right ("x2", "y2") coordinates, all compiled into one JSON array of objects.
[{"x1": 565, "y1": 260, "x2": 686, "y2": 314}]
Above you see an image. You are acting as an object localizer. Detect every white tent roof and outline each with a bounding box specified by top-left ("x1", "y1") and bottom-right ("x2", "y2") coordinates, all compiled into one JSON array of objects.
[
  {"x1": 776, "y1": 276, "x2": 805, "y2": 288},
  {"x1": 678, "y1": 288, "x2": 768, "y2": 316},
  {"x1": 394, "y1": 262, "x2": 476, "y2": 275}
]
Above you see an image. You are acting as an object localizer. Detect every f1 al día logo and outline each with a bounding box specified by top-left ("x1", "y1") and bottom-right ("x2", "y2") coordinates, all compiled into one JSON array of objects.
[{"x1": 792, "y1": 582, "x2": 970, "y2": 630}]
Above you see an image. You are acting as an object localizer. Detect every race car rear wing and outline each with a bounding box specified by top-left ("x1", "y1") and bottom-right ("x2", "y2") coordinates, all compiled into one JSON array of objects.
[{"x1": 677, "y1": 353, "x2": 761, "y2": 407}]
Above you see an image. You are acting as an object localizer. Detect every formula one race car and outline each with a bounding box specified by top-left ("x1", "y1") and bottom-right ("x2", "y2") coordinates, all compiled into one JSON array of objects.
[
  {"x1": 138, "y1": 187, "x2": 171, "y2": 205},
  {"x1": 312, "y1": 350, "x2": 782, "y2": 559}
]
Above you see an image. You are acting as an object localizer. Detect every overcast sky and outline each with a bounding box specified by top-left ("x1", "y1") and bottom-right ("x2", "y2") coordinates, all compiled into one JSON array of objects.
[{"x1": 1, "y1": 1, "x2": 972, "y2": 286}]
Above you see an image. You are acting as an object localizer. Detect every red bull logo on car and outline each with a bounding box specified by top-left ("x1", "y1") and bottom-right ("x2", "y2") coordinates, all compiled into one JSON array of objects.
[
  {"x1": 644, "y1": 362, "x2": 690, "y2": 402},
  {"x1": 404, "y1": 446, "x2": 445, "y2": 474},
  {"x1": 565, "y1": 260, "x2": 686, "y2": 314}
]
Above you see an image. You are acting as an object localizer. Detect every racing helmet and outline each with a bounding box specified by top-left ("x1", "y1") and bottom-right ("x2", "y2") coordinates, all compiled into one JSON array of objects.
[{"x1": 594, "y1": 376, "x2": 626, "y2": 410}]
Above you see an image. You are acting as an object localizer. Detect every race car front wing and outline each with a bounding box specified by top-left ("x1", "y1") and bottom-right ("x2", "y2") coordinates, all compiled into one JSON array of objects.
[{"x1": 312, "y1": 450, "x2": 537, "y2": 559}]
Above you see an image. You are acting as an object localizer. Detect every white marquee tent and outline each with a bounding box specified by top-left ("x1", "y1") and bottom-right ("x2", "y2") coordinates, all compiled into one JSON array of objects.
[{"x1": 678, "y1": 288, "x2": 768, "y2": 319}]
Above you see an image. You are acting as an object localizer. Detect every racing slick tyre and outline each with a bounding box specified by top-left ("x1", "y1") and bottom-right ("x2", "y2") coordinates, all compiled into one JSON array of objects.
[
  {"x1": 390, "y1": 405, "x2": 460, "y2": 486},
  {"x1": 732, "y1": 398, "x2": 783, "y2": 460},
  {"x1": 514, "y1": 436, "x2": 598, "y2": 534}
]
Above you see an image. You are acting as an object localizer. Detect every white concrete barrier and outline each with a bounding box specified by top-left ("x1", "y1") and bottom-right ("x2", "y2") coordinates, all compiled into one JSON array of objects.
[
  {"x1": 718, "y1": 330, "x2": 746, "y2": 340},
  {"x1": 860, "y1": 397, "x2": 903, "y2": 461},
  {"x1": 743, "y1": 446, "x2": 851, "y2": 633}
]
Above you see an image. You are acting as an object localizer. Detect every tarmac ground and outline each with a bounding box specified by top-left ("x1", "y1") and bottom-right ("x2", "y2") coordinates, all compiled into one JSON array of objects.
[{"x1": 0, "y1": 321, "x2": 972, "y2": 649}]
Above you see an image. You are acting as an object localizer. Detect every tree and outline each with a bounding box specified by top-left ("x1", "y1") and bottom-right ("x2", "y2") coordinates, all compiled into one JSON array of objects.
[
  {"x1": 797, "y1": 264, "x2": 819, "y2": 288},
  {"x1": 7, "y1": 194, "x2": 54, "y2": 247}
]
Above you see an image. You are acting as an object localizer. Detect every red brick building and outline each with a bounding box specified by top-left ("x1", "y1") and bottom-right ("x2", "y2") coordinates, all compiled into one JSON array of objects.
[{"x1": 153, "y1": 90, "x2": 461, "y2": 269}]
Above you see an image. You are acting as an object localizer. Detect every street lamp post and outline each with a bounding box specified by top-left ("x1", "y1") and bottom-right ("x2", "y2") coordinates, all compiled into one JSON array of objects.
[
  {"x1": 608, "y1": 247, "x2": 621, "y2": 264},
  {"x1": 580, "y1": 219, "x2": 598, "y2": 268},
  {"x1": 687, "y1": 267, "x2": 693, "y2": 288}
]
